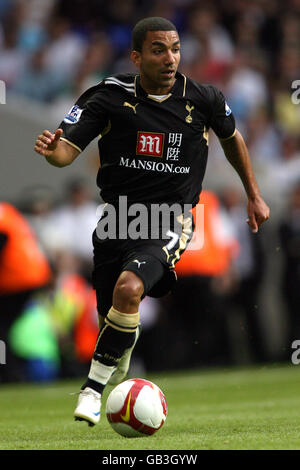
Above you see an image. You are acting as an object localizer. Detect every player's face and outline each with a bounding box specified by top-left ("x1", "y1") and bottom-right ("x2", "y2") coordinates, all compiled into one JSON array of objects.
[{"x1": 131, "y1": 30, "x2": 181, "y2": 94}]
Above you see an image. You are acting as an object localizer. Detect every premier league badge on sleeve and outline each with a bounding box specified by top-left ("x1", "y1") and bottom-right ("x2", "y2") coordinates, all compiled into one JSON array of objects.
[{"x1": 64, "y1": 105, "x2": 83, "y2": 124}]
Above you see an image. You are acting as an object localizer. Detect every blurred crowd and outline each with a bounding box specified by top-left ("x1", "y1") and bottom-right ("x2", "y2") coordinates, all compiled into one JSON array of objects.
[
  {"x1": 0, "y1": 0, "x2": 300, "y2": 197},
  {"x1": 1, "y1": 0, "x2": 300, "y2": 382}
]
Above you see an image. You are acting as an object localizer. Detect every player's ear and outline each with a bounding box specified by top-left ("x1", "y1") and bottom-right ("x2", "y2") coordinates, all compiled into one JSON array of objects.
[{"x1": 130, "y1": 50, "x2": 141, "y2": 68}]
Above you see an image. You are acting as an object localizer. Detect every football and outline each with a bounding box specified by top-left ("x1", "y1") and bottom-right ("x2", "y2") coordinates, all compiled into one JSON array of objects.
[{"x1": 106, "y1": 378, "x2": 167, "y2": 438}]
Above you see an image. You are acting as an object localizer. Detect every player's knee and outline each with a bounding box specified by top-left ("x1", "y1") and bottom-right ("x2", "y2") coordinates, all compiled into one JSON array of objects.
[
  {"x1": 113, "y1": 272, "x2": 144, "y2": 309},
  {"x1": 115, "y1": 279, "x2": 143, "y2": 303}
]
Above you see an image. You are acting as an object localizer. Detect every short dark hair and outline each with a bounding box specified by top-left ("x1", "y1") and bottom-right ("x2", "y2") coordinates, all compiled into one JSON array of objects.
[{"x1": 132, "y1": 17, "x2": 178, "y2": 52}]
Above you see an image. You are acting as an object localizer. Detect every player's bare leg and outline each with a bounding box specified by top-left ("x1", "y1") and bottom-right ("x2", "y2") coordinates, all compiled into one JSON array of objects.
[{"x1": 112, "y1": 271, "x2": 144, "y2": 312}]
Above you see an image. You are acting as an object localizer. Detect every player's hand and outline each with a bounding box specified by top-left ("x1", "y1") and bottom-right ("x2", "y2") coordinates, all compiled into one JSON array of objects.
[
  {"x1": 246, "y1": 195, "x2": 270, "y2": 233},
  {"x1": 34, "y1": 129, "x2": 63, "y2": 157}
]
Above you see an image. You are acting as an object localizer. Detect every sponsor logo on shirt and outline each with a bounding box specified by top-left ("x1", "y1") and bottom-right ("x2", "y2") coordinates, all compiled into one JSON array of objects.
[
  {"x1": 64, "y1": 105, "x2": 83, "y2": 124},
  {"x1": 119, "y1": 156, "x2": 190, "y2": 174},
  {"x1": 136, "y1": 132, "x2": 165, "y2": 157}
]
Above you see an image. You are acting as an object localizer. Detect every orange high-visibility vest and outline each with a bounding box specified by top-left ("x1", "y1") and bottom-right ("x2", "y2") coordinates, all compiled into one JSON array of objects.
[
  {"x1": 0, "y1": 202, "x2": 52, "y2": 294},
  {"x1": 175, "y1": 191, "x2": 239, "y2": 277},
  {"x1": 74, "y1": 288, "x2": 99, "y2": 362}
]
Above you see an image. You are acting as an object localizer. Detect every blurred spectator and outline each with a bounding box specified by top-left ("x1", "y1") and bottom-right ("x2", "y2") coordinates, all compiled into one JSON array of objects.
[
  {"x1": 55, "y1": 0, "x2": 109, "y2": 33},
  {"x1": 147, "y1": 0, "x2": 186, "y2": 33},
  {"x1": 0, "y1": 202, "x2": 52, "y2": 382},
  {"x1": 279, "y1": 181, "x2": 300, "y2": 351},
  {"x1": 180, "y1": 5, "x2": 234, "y2": 68},
  {"x1": 0, "y1": 0, "x2": 13, "y2": 22},
  {"x1": 274, "y1": 81, "x2": 300, "y2": 135},
  {"x1": 18, "y1": 185, "x2": 66, "y2": 263},
  {"x1": 266, "y1": 135, "x2": 300, "y2": 207},
  {"x1": 9, "y1": 297, "x2": 60, "y2": 382},
  {"x1": 277, "y1": 46, "x2": 300, "y2": 90},
  {"x1": 18, "y1": 179, "x2": 100, "y2": 280},
  {"x1": 224, "y1": 51, "x2": 269, "y2": 124},
  {"x1": 49, "y1": 178, "x2": 99, "y2": 279},
  {"x1": 42, "y1": 16, "x2": 87, "y2": 84},
  {"x1": 48, "y1": 250, "x2": 97, "y2": 377},
  {"x1": 72, "y1": 32, "x2": 112, "y2": 90},
  {"x1": 257, "y1": 0, "x2": 281, "y2": 67},
  {"x1": 105, "y1": 0, "x2": 136, "y2": 55},
  {"x1": 16, "y1": 0, "x2": 55, "y2": 53},
  {"x1": 50, "y1": 32, "x2": 113, "y2": 119},
  {"x1": 73, "y1": 286, "x2": 98, "y2": 366},
  {"x1": 12, "y1": 46, "x2": 66, "y2": 102},
  {"x1": 0, "y1": 13, "x2": 28, "y2": 88},
  {"x1": 164, "y1": 190, "x2": 239, "y2": 368},
  {"x1": 221, "y1": 186, "x2": 268, "y2": 363},
  {"x1": 280, "y1": 14, "x2": 300, "y2": 52},
  {"x1": 247, "y1": 107, "x2": 282, "y2": 165}
]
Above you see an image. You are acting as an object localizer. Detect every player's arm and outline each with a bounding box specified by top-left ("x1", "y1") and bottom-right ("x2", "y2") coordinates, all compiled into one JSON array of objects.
[
  {"x1": 35, "y1": 83, "x2": 109, "y2": 167},
  {"x1": 34, "y1": 128, "x2": 80, "y2": 167},
  {"x1": 220, "y1": 129, "x2": 270, "y2": 233}
]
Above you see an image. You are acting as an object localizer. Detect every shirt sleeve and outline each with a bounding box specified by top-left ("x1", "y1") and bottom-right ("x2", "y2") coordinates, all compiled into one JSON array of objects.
[
  {"x1": 207, "y1": 85, "x2": 236, "y2": 140},
  {"x1": 58, "y1": 84, "x2": 109, "y2": 153}
]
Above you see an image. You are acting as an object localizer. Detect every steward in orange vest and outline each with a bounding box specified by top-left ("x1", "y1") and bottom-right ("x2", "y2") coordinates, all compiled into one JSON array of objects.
[
  {"x1": 175, "y1": 190, "x2": 239, "y2": 277},
  {"x1": 0, "y1": 202, "x2": 52, "y2": 294},
  {"x1": 0, "y1": 202, "x2": 52, "y2": 382}
]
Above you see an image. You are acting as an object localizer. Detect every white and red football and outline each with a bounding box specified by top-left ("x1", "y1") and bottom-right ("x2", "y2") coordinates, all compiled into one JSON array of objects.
[{"x1": 106, "y1": 378, "x2": 167, "y2": 438}]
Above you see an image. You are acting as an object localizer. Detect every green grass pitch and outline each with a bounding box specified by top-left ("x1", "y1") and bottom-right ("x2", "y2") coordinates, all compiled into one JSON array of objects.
[{"x1": 0, "y1": 363, "x2": 300, "y2": 450}]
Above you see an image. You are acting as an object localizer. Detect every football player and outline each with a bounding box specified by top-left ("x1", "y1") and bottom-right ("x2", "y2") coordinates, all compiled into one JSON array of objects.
[{"x1": 35, "y1": 17, "x2": 270, "y2": 426}]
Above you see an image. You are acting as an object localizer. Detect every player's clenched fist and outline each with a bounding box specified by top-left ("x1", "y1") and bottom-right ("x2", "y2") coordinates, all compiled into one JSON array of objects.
[{"x1": 34, "y1": 128, "x2": 63, "y2": 157}]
